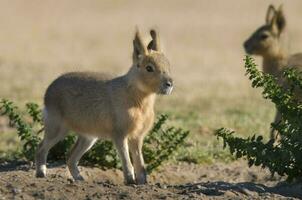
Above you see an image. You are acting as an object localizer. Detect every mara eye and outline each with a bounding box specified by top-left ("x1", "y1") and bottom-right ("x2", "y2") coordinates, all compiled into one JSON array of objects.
[
  {"x1": 260, "y1": 34, "x2": 269, "y2": 40},
  {"x1": 146, "y1": 65, "x2": 154, "y2": 72}
]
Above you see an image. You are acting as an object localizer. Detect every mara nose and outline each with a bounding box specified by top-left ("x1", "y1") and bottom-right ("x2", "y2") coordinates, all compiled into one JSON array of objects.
[
  {"x1": 243, "y1": 41, "x2": 249, "y2": 50},
  {"x1": 165, "y1": 80, "x2": 173, "y2": 87}
]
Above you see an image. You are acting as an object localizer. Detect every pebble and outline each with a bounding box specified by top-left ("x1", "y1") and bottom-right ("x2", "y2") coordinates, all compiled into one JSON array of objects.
[
  {"x1": 224, "y1": 190, "x2": 238, "y2": 197},
  {"x1": 161, "y1": 184, "x2": 168, "y2": 189},
  {"x1": 155, "y1": 182, "x2": 167, "y2": 189},
  {"x1": 67, "y1": 178, "x2": 74, "y2": 184},
  {"x1": 12, "y1": 187, "x2": 22, "y2": 194},
  {"x1": 196, "y1": 185, "x2": 203, "y2": 189},
  {"x1": 241, "y1": 188, "x2": 258, "y2": 196},
  {"x1": 47, "y1": 186, "x2": 55, "y2": 191},
  {"x1": 118, "y1": 191, "x2": 129, "y2": 199},
  {"x1": 29, "y1": 183, "x2": 37, "y2": 187}
]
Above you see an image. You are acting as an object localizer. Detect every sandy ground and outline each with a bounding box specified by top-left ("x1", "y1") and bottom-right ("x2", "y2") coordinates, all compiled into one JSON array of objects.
[{"x1": 0, "y1": 160, "x2": 301, "y2": 200}]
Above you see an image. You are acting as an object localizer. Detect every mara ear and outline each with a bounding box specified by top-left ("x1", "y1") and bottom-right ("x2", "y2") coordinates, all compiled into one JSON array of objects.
[
  {"x1": 266, "y1": 4, "x2": 277, "y2": 25},
  {"x1": 270, "y1": 5, "x2": 286, "y2": 35},
  {"x1": 147, "y1": 29, "x2": 161, "y2": 52},
  {"x1": 133, "y1": 29, "x2": 147, "y2": 65},
  {"x1": 276, "y1": 5, "x2": 286, "y2": 33}
]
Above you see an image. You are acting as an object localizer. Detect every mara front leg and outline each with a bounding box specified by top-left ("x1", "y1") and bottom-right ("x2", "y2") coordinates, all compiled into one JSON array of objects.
[
  {"x1": 128, "y1": 136, "x2": 147, "y2": 184},
  {"x1": 270, "y1": 110, "x2": 281, "y2": 140},
  {"x1": 114, "y1": 136, "x2": 136, "y2": 184}
]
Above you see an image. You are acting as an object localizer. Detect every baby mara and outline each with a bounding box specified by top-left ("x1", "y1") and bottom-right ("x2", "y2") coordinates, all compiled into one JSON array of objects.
[{"x1": 35, "y1": 29, "x2": 173, "y2": 185}]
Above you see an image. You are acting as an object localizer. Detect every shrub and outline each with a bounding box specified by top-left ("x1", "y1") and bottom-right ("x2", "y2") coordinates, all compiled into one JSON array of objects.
[
  {"x1": 216, "y1": 55, "x2": 302, "y2": 181},
  {"x1": 0, "y1": 99, "x2": 189, "y2": 173}
]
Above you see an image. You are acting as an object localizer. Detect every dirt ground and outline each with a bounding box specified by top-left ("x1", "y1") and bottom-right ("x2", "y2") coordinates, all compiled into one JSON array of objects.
[{"x1": 0, "y1": 160, "x2": 301, "y2": 200}]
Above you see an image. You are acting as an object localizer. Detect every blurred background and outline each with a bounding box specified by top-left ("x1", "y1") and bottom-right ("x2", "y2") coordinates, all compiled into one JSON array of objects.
[{"x1": 0, "y1": 0, "x2": 301, "y2": 163}]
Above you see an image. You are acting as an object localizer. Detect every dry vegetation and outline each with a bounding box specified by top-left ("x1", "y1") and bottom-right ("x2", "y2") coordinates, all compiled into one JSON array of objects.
[{"x1": 0, "y1": 0, "x2": 302, "y2": 176}]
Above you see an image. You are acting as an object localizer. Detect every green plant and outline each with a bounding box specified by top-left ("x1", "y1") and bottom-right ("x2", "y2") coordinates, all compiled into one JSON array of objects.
[
  {"x1": 0, "y1": 99, "x2": 40, "y2": 160},
  {"x1": 143, "y1": 114, "x2": 189, "y2": 172},
  {"x1": 0, "y1": 99, "x2": 189, "y2": 173},
  {"x1": 216, "y1": 55, "x2": 302, "y2": 181}
]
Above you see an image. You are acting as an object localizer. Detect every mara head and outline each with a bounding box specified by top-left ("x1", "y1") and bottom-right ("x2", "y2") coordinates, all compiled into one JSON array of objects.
[
  {"x1": 244, "y1": 5, "x2": 286, "y2": 57},
  {"x1": 129, "y1": 29, "x2": 173, "y2": 95}
]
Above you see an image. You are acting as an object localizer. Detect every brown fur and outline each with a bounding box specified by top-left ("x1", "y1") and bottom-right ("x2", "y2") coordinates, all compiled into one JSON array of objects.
[
  {"x1": 244, "y1": 5, "x2": 302, "y2": 139},
  {"x1": 35, "y1": 29, "x2": 173, "y2": 185}
]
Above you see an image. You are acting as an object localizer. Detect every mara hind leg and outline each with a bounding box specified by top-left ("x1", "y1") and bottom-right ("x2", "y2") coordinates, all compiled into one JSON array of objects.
[
  {"x1": 35, "y1": 109, "x2": 68, "y2": 177},
  {"x1": 67, "y1": 136, "x2": 97, "y2": 181},
  {"x1": 270, "y1": 110, "x2": 281, "y2": 140}
]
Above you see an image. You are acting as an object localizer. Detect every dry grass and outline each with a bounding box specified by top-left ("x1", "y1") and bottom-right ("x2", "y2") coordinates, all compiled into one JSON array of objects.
[{"x1": 0, "y1": 0, "x2": 302, "y2": 162}]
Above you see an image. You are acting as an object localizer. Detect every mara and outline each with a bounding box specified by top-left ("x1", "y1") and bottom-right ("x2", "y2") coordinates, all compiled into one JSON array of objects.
[
  {"x1": 35, "y1": 29, "x2": 173, "y2": 185},
  {"x1": 244, "y1": 5, "x2": 302, "y2": 139}
]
